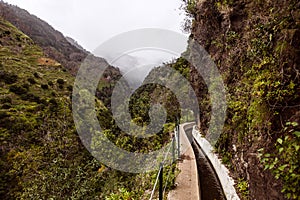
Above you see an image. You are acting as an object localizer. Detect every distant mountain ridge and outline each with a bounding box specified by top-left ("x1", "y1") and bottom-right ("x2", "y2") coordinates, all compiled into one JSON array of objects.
[
  {"x1": 0, "y1": 1, "x2": 84, "y2": 73},
  {"x1": 0, "y1": 1, "x2": 124, "y2": 108},
  {"x1": 0, "y1": 1, "x2": 120, "y2": 78},
  {"x1": 65, "y1": 36, "x2": 86, "y2": 52}
]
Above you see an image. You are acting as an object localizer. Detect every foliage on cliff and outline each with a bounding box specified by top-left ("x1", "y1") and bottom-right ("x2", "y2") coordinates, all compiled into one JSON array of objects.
[{"x1": 181, "y1": 0, "x2": 300, "y2": 199}]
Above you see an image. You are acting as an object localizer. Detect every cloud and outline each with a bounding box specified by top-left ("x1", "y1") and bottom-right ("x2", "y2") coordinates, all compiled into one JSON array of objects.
[
  {"x1": 6, "y1": 0, "x2": 188, "y2": 84},
  {"x1": 6, "y1": 0, "x2": 187, "y2": 51}
]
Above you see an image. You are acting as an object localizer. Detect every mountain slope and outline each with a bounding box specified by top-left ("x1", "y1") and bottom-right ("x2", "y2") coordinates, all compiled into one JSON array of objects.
[
  {"x1": 0, "y1": 1, "x2": 85, "y2": 73},
  {"x1": 0, "y1": 15, "x2": 172, "y2": 199},
  {"x1": 0, "y1": 1, "x2": 121, "y2": 80},
  {"x1": 0, "y1": 1, "x2": 125, "y2": 109},
  {"x1": 0, "y1": 16, "x2": 93, "y2": 198}
]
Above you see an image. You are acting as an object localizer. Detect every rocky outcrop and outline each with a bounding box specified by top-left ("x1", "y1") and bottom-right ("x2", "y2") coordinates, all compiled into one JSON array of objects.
[{"x1": 188, "y1": 0, "x2": 300, "y2": 199}]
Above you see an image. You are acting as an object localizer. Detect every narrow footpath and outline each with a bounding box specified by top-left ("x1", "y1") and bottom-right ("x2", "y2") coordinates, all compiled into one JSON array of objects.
[{"x1": 168, "y1": 123, "x2": 200, "y2": 200}]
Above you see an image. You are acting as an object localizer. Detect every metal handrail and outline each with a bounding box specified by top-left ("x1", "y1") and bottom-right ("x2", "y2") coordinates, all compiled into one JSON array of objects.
[{"x1": 149, "y1": 126, "x2": 180, "y2": 200}]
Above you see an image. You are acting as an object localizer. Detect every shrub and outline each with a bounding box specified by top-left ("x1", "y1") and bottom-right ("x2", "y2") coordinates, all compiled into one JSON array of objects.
[
  {"x1": 9, "y1": 85, "x2": 28, "y2": 95},
  {"x1": 1, "y1": 103, "x2": 11, "y2": 109},
  {"x1": 182, "y1": 0, "x2": 197, "y2": 16},
  {"x1": 259, "y1": 122, "x2": 300, "y2": 199},
  {"x1": 0, "y1": 71, "x2": 18, "y2": 84},
  {"x1": 49, "y1": 98, "x2": 58, "y2": 113},
  {"x1": 105, "y1": 188, "x2": 133, "y2": 200},
  {"x1": 49, "y1": 98, "x2": 57, "y2": 106},
  {"x1": 3, "y1": 30, "x2": 10, "y2": 35},
  {"x1": 0, "y1": 111, "x2": 10, "y2": 119},
  {"x1": 20, "y1": 93, "x2": 40, "y2": 103},
  {"x1": 237, "y1": 179, "x2": 249, "y2": 198},
  {"x1": 27, "y1": 77, "x2": 36, "y2": 84},
  {"x1": 38, "y1": 98, "x2": 47, "y2": 105},
  {"x1": 5, "y1": 74, "x2": 18, "y2": 84},
  {"x1": 22, "y1": 84, "x2": 29, "y2": 90},
  {"x1": 33, "y1": 72, "x2": 39, "y2": 78},
  {"x1": 67, "y1": 85, "x2": 73, "y2": 92},
  {"x1": 0, "y1": 96, "x2": 12, "y2": 104},
  {"x1": 57, "y1": 78, "x2": 64, "y2": 85},
  {"x1": 41, "y1": 84, "x2": 49, "y2": 90}
]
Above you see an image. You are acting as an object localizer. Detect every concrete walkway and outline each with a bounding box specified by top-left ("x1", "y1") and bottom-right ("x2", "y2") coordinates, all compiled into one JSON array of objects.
[{"x1": 168, "y1": 123, "x2": 200, "y2": 200}]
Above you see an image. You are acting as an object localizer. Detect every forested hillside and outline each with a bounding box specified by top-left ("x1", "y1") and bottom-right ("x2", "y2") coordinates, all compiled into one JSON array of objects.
[{"x1": 0, "y1": 14, "x2": 174, "y2": 200}]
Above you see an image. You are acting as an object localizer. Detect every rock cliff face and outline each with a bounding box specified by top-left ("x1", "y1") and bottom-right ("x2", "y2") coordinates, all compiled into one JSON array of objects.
[{"x1": 188, "y1": 0, "x2": 300, "y2": 199}]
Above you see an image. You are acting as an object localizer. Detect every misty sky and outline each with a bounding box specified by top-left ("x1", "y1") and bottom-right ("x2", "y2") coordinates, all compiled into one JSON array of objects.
[
  {"x1": 5, "y1": 0, "x2": 189, "y2": 84},
  {"x1": 6, "y1": 0, "x2": 188, "y2": 51}
]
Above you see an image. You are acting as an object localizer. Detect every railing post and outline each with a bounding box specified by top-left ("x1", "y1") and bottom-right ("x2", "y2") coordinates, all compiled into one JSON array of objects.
[
  {"x1": 159, "y1": 163, "x2": 163, "y2": 200},
  {"x1": 172, "y1": 137, "x2": 175, "y2": 162},
  {"x1": 177, "y1": 124, "x2": 180, "y2": 159}
]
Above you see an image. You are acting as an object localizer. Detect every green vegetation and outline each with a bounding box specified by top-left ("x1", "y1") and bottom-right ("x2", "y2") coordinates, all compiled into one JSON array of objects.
[
  {"x1": 259, "y1": 122, "x2": 300, "y2": 199},
  {"x1": 0, "y1": 18, "x2": 178, "y2": 199},
  {"x1": 215, "y1": 0, "x2": 234, "y2": 8},
  {"x1": 0, "y1": 18, "x2": 96, "y2": 199},
  {"x1": 237, "y1": 178, "x2": 249, "y2": 199},
  {"x1": 181, "y1": 0, "x2": 300, "y2": 199},
  {"x1": 105, "y1": 188, "x2": 135, "y2": 200},
  {"x1": 182, "y1": 0, "x2": 197, "y2": 16}
]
